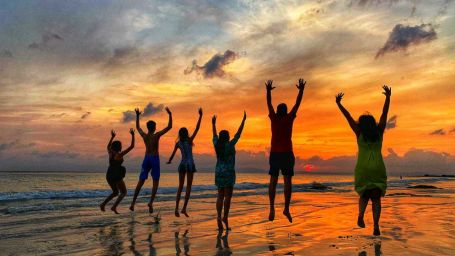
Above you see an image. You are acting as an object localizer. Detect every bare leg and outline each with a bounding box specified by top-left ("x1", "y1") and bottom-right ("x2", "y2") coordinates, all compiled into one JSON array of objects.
[
  {"x1": 129, "y1": 179, "x2": 145, "y2": 211},
  {"x1": 111, "y1": 181, "x2": 127, "y2": 214},
  {"x1": 175, "y1": 172, "x2": 185, "y2": 217},
  {"x1": 181, "y1": 171, "x2": 194, "y2": 217},
  {"x1": 268, "y1": 175, "x2": 278, "y2": 221},
  {"x1": 216, "y1": 188, "x2": 225, "y2": 230},
  {"x1": 283, "y1": 175, "x2": 293, "y2": 223},
  {"x1": 372, "y1": 197, "x2": 381, "y2": 236},
  {"x1": 148, "y1": 179, "x2": 160, "y2": 213},
  {"x1": 358, "y1": 195, "x2": 369, "y2": 228},
  {"x1": 223, "y1": 186, "x2": 233, "y2": 230},
  {"x1": 100, "y1": 182, "x2": 119, "y2": 211}
]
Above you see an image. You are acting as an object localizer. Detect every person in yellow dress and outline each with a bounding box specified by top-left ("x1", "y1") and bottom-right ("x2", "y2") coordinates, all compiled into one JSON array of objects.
[{"x1": 335, "y1": 85, "x2": 391, "y2": 236}]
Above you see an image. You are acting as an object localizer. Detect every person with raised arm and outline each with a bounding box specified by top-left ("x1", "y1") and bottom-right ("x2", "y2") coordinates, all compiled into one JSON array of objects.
[
  {"x1": 100, "y1": 128, "x2": 135, "y2": 214},
  {"x1": 129, "y1": 107, "x2": 172, "y2": 213},
  {"x1": 335, "y1": 85, "x2": 391, "y2": 236},
  {"x1": 167, "y1": 108, "x2": 203, "y2": 217},
  {"x1": 266, "y1": 78, "x2": 306, "y2": 223},
  {"x1": 212, "y1": 111, "x2": 246, "y2": 230}
]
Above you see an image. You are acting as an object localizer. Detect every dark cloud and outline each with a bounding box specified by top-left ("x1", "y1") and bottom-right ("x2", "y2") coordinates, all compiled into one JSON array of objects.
[
  {"x1": 430, "y1": 129, "x2": 446, "y2": 135},
  {"x1": 0, "y1": 50, "x2": 13, "y2": 58},
  {"x1": 50, "y1": 113, "x2": 66, "y2": 118},
  {"x1": 0, "y1": 140, "x2": 19, "y2": 152},
  {"x1": 122, "y1": 102, "x2": 163, "y2": 123},
  {"x1": 450, "y1": 128, "x2": 455, "y2": 133},
  {"x1": 28, "y1": 32, "x2": 64, "y2": 50},
  {"x1": 386, "y1": 115, "x2": 397, "y2": 129},
  {"x1": 376, "y1": 24, "x2": 437, "y2": 59},
  {"x1": 80, "y1": 112, "x2": 91, "y2": 119},
  {"x1": 184, "y1": 50, "x2": 238, "y2": 79},
  {"x1": 32, "y1": 150, "x2": 79, "y2": 159}
]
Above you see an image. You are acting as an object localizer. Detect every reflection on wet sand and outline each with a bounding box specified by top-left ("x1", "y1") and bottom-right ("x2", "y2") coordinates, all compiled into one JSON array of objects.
[
  {"x1": 359, "y1": 241, "x2": 382, "y2": 256},
  {"x1": 175, "y1": 230, "x2": 190, "y2": 255},
  {"x1": 216, "y1": 230, "x2": 232, "y2": 256},
  {"x1": 146, "y1": 222, "x2": 161, "y2": 256},
  {"x1": 98, "y1": 224, "x2": 124, "y2": 255},
  {"x1": 128, "y1": 215, "x2": 141, "y2": 256}
]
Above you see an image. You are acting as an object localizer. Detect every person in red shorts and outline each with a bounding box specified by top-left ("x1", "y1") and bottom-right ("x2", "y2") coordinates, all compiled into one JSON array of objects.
[{"x1": 266, "y1": 78, "x2": 306, "y2": 223}]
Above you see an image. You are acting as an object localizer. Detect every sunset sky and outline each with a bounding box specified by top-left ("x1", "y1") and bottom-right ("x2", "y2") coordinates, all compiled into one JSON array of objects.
[{"x1": 1, "y1": 0, "x2": 454, "y2": 174}]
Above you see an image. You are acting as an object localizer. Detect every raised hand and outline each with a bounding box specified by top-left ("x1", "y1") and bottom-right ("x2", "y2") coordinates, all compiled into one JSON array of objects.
[
  {"x1": 130, "y1": 128, "x2": 135, "y2": 135},
  {"x1": 265, "y1": 80, "x2": 275, "y2": 91},
  {"x1": 165, "y1": 107, "x2": 171, "y2": 114},
  {"x1": 296, "y1": 78, "x2": 306, "y2": 91},
  {"x1": 135, "y1": 108, "x2": 141, "y2": 116},
  {"x1": 212, "y1": 115, "x2": 217, "y2": 124},
  {"x1": 243, "y1": 111, "x2": 247, "y2": 120},
  {"x1": 111, "y1": 130, "x2": 116, "y2": 138},
  {"x1": 198, "y1": 108, "x2": 203, "y2": 116},
  {"x1": 335, "y1": 93, "x2": 344, "y2": 104},
  {"x1": 382, "y1": 85, "x2": 391, "y2": 97}
]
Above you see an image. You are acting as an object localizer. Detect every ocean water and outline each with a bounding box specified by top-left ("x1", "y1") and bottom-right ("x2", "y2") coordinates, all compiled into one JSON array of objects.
[{"x1": 0, "y1": 171, "x2": 448, "y2": 215}]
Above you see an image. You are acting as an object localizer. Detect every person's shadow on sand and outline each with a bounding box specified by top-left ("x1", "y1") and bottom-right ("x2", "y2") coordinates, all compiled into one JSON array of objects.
[
  {"x1": 359, "y1": 241, "x2": 382, "y2": 256},
  {"x1": 216, "y1": 230, "x2": 232, "y2": 256},
  {"x1": 175, "y1": 229, "x2": 190, "y2": 255}
]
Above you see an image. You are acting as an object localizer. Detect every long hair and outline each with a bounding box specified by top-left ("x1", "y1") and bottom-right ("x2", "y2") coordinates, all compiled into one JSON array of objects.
[
  {"x1": 215, "y1": 130, "x2": 230, "y2": 159},
  {"x1": 358, "y1": 114, "x2": 379, "y2": 142},
  {"x1": 177, "y1": 127, "x2": 193, "y2": 146}
]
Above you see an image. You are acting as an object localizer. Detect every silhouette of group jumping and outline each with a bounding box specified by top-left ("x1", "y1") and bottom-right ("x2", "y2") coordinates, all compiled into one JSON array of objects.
[{"x1": 101, "y1": 78, "x2": 392, "y2": 236}]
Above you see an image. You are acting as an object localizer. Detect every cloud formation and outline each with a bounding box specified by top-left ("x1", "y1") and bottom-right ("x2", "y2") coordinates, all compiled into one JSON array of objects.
[
  {"x1": 184, "y1": 50, "x2": 238, "y2": 79},
  {"x1": 376, "y1": 24, "x2": 437, "y2": 58},
  {"x1": 28, "y1": 33, "x2": 64, "y2": 50},
  {"x1": 0, "y1": 50, "x2": 13, "y2": 58},
  {"x1": 430, "y1": 129, "x2": 446, "y2": 135},
  {"x1": 80, "y1": 112, "x2": 91, "y2": 120},
  {"x1": 122, "y1": 102, "x2": 163, "y2": 123},
  {"x1": 386, "y1": 115, "x2": 397, "y2": 129}
]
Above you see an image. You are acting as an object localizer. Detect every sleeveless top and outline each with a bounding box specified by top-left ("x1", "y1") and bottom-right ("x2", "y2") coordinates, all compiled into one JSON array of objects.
[
  {"x1": 106, "y1": 152, "x2": 126, "y2": 181},
  {"x1": 177, "y1": 140, "x2": 194, "y2": 166},
  {"x1": 354, "y1": 134, "x2": 387, "y2": 196}
]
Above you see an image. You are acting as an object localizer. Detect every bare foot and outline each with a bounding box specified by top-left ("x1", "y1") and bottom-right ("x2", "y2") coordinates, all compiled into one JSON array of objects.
[
  {"x1": 373, "y1": 226, "x2": 381, "y2": 236},
  {"x1": 181, "y1": 209, "x2": 189, "y2": 217},
  {"x1": 175, "y1": 210, "x2": 180, "y2": 217},
  {"x1": 100, "y1": 204, "x2": 105, "y2": 212},
  {"x1": 148, "y1": 203, "x2": 153, "y2": 214},
  {"x1": 111, "y1": 206, "x2": 119, "y2": 214},
  {"x1": 269, "y1": 208, "x2": 275, "y2": 221},
  {"x1": 357, "y1": 216, "x2": 365, "y2": 228},
  {"x1": 222, "y1": 216, "x2": 231, "y2": 230},
  {"x1": 283, "y1": 209, "x2": 292, "y2": 223},
  {"x1": 217, "y1": 217, "x2": 224, "y2": 230},
  {"x1": 129, "y1": 204, "x2": 135, "y2": 212}
]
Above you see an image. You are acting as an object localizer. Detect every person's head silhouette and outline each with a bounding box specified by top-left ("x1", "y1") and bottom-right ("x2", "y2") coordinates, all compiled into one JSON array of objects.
[
  {"x1": 277, "y1": 103, "x2": 288, "y2": 117},
  {"x1": 146, "y1": 120, "x2": 156, "y2": 133},
  {"x1": 358, "y1": 114, "x2": 379, "y2": 142},
  {"x1": 111, "y1": 141, "x2": 122, "y2": 152}
]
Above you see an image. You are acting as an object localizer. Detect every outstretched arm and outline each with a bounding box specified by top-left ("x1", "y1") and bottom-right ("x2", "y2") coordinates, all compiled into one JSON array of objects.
[
  {"x1": 156, "y1": 107, "x2": 173, "y2": 136},
  {"x1": 190, "y1": 108, "x2": 203, "y2": 141},
  {"x1": 290, "y1": 78, "x2": 306, "y2": 115},
  {"x1": 212, "y1": 115, "x2": 217, "y2": 137},
  {"x1": 378, "y1": 85, "x2": 392, "y2": 132},
  {"x1": 107, "y1": 130, "x2": 116, "y2": 152},
  {"x1": 336, "y1": 93, "x2": 360, "y2": 136},
  {"x1": 135, "y1": 108, "x2": 146, "y2": 137},
  {"x1": 235, "y1": 111, "x2": 247, "y2": 137},
  {"x1": 166, "y1": 143, "x2": 178, "y2": 164},
  {"x1": 120, "y1": 128, "x2": 135, "y2": 157},
  {"x1": 265, "y1": 80, "x2": 275, "y2": 116}
]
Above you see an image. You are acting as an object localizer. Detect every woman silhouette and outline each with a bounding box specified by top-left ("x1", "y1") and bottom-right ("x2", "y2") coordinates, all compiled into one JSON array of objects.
[{"x1": 336, "y1": 85, "x2": 391, "y2": 236}]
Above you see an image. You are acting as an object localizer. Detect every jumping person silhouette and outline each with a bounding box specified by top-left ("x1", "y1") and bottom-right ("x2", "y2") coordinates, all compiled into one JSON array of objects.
[
  {"x1": 266, "y1": 78, "x2": 306, "y2": 223},
  {"x1": 212, "y1": 111, "x2": 246, "y2": 230},
  {"x1": 167, "y1": 108, "x2": 203, "y2": 217},
  {"x1": 129, "y1": 107, "x2": 172, "y2": 213},
  {"x1": 335, "y1": 85, "x2": 391, "y2": 236},
  {"x1": 100, "y1": 129, "x2": 135, "y2": 214}
]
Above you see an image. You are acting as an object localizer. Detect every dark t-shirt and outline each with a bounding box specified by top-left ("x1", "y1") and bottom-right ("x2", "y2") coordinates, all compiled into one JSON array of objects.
[{"x1": 269, "y1": 112, "x2": 296, "y2": 152}]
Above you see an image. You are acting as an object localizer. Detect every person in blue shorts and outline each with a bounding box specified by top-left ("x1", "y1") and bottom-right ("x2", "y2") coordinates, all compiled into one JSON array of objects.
[{"x1": 129, "y1": 106, "x2": 172, "y2": 213}]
